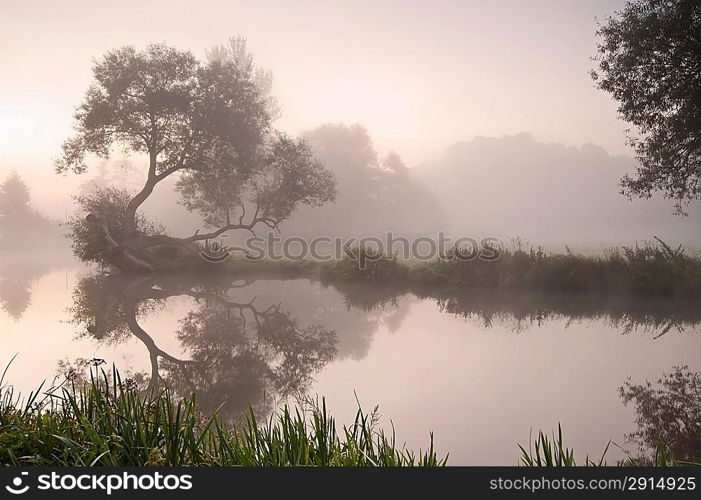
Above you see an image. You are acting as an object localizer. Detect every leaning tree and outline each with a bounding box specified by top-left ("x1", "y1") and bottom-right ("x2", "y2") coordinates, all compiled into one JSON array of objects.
[
  {"x1": 591, "y1": 0, "x2": 701, "y2": 214},
  {"x1": 57, "y1": 39, "x2": 336, "y2": 271}
]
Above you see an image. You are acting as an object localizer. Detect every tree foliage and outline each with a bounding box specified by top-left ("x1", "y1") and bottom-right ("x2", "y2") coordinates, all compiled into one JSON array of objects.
[
  {"x1": 620, "y1": 366, "x2": 701, "y2": 463},
  {"x1": 67, "y1": 187, "x2": 163, "y2": 265},
  {"x1": 287, "y1": 124, "x2": 444, "y2": 237},
  {"x1": 56, "y1": 41, "x2": 335, "y2": 269},
  {"x1": 591, "y1": 0, "x2": 701, "y2": 214}
]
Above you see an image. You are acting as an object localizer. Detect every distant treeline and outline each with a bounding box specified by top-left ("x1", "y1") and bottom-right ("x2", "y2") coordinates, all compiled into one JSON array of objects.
[{"x1": 416, "y1": 133, "x2": 701, "y2": 248}]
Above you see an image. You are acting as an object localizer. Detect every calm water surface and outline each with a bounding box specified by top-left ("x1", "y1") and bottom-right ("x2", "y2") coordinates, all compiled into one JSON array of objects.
[{"x1": 1, "y1": 253, "x2": 699, "y2": 464}]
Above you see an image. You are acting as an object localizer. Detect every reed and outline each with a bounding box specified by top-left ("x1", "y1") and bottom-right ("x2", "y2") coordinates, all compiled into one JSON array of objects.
[
  {"x1": 518, "y1": 424, "x2": 698, "y2": 466},
  {"x1": 325, "y1": 238, "x2": 701, "y2": 297},
  {"x1": 0, "y1": 366, "x2": 445, "y2": 467}
]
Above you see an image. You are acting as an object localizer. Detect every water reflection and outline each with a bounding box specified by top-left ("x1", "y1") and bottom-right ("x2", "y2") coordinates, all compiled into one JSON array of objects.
[
  {"x1": 62, "y1": 272, "x2": 701, "y2": 425},
  {"x1": 329, "y1": 280, "x2": 701, "y2": 336},
  {"x1": 426, "y1": 289, "x2": 701, "y2": 336},
  {"x1": 0, "y1": 261, "x2": 698, "y2": 464},
  {"x1": 0, "y1": 251, "x2": 73, "y2": 320},
  {"x1": 67, "y1": 274, "x2": 340, "y2": 419},
  {"x1": 619, "y1": 366, "x2": 701, "y2": 464}
]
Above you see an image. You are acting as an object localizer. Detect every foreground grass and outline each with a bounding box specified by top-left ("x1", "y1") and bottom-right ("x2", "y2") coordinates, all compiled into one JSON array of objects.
[
  {"x1": 3, "y1": 364, "x2": 697, "y2": 467},
  {"x1": 0, "y1": 367, "x2": 445, "y2": 466},
  {"x1": 519, "y1": 424, "x2": 700, "y2": 467}
]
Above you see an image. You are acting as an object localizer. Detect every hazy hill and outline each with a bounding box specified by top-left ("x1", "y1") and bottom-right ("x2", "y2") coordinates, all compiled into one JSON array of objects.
[{"x1": 415, "y1": 133, "x2": 701, "y2": 250}]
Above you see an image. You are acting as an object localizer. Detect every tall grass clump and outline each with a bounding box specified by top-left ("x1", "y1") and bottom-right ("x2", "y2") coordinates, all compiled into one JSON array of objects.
[
  {"x1": 409, "y1": 238, "x2": 701, "y2": 296},
  {"x1": 614, "y1": 238, "x2": 701, "y2": 295},
  {"x1": 518, "y1": 424, "x2": 698, "y2": 467},
  {"x1": 323, "y1": 246, "x2": 408, "y2": 282},
  {"x1": 0, "y1": 366, "x2": 445, "y2": 466},
  {"x1": 519, "y1": 425, "x2": 607, "y2": 466}
]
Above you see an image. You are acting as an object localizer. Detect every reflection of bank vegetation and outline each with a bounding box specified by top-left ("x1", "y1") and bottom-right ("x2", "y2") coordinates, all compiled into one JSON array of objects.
[
  {"x1": 60, "y1": 270, "x2": 700, "y2": 421},
  {"x1": 46, "y1": 271, "x2": 700, "y2": 467},
  {"x1": 326, "y1": 278, "x2": 701, "y2": 336}
]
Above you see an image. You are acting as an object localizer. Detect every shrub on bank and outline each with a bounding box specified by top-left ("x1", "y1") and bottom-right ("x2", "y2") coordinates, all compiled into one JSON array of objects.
[{"x1": 323, "y1": 246, "x2": 408, "y2": 282}]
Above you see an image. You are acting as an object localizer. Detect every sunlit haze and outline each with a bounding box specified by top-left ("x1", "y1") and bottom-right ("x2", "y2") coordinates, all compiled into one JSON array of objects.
[
  {"x1": 1, "y1": 0, "x2": 630, "y2": 203},
  {"x1": 1, "y1": 0, "x2": 700, "y2": 471}
]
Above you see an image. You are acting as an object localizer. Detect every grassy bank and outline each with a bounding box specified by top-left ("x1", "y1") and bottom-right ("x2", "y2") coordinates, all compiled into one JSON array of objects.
[
  {"x1": 2, "y1": 367, "x2": 697, "y2": 466},
  {"x1": 124, "y1": 238, "x2": 701, "y2": 297},
  {"x1": 0, "y1": 367, "x2": 445, "y2": 466},
  {"x1": 323, "y1": 239, "x2": 701, "y2": 296}
]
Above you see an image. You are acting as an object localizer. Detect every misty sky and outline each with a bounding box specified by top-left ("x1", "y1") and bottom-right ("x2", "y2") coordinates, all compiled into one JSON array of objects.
[{"x1": 1, "y1": 0, "x2": 630, "y2": 206}]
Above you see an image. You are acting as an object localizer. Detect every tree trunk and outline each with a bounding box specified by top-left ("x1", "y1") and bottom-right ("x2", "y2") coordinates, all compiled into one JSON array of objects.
[
  {"x1": 86, "y1": 212, "x2": 155, "y2": 272},
  {"x1": 87, "y1": 149, "x2": 202, "y2": 272},
  {"x1": 85, "y1": 148, "x2": 249, "y2": 272},
  {"x1": 121, "y1": 150, "x2": 159, "y2": 241}
]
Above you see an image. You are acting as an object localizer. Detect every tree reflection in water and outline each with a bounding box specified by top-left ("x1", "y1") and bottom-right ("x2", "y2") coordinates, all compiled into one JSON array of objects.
[
  {"x1": 0, "y1": 252, "x2": 73, "y2": 320},
  {"x1": 67, "y1": 273, "x2": 337, "y2": 420},
  {"x1": 64, "y1": 272, "x2": 701, "y2": 427}
]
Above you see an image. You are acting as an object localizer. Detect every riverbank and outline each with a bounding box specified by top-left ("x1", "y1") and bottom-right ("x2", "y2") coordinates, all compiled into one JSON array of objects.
[
  {"x1": 96, "y1": 238, "x2": 701, "y2": 298},
  {"x1": 321, "y1": 239, "x2": 701, "y2": 297},
  {"x1": 192, "y1": 239, "x2": 701, "y2": 297}
]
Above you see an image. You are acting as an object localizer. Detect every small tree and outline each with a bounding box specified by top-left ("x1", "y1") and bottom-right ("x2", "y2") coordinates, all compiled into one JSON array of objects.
[
  {"x1": 591, "y1": 0, "x2": 701, "y2": 214},
  {"x1": 57, "y1": 41, "x2": 335, "y2": 271},
  {"x1": 0, "y1": 171, "x2": 61, "y2": 248},
  {"x1": 0, "y1": 171, "x2": 31, "y2": 219}
]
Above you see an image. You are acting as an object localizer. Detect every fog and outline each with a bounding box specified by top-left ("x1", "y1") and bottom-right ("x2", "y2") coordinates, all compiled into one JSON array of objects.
[
  {"x1": 417, "y1": 134, "x2": 701, "y2": 249},
  {"x1": 1, "y1": 1, "x2": 700, "y2": 467},
  {"x1": 0, "y1": 0, "x2": 698, "y2": 249}
]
